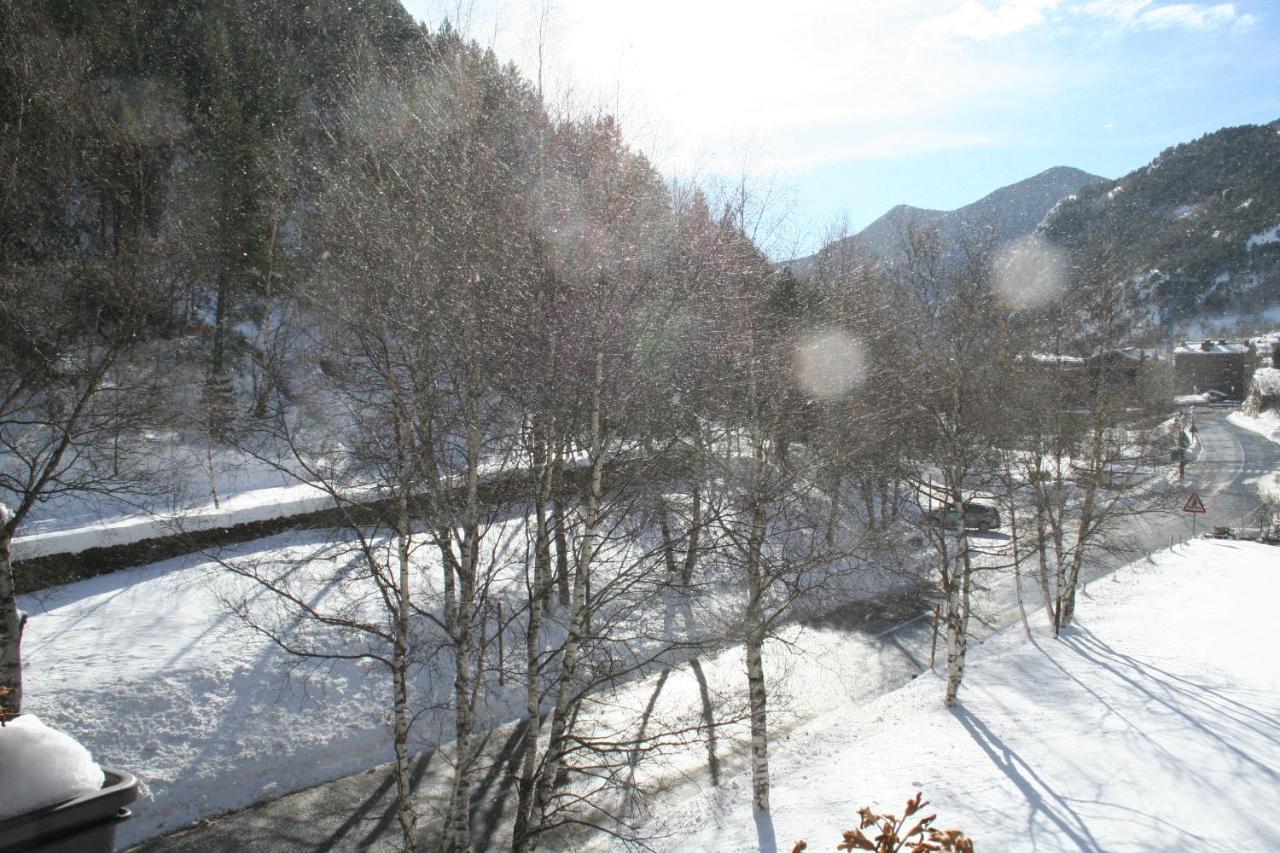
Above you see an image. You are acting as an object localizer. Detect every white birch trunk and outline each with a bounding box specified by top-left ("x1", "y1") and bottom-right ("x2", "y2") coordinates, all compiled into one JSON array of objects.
[
  {"x1": 513, "y1": 419, "x2": 555, "y2": 852},
  {"x1": 745, "y1": 424, "x2": 771, "y2": 813},
  {"x1": 0, "y1": 528, "x2": 22, "y2": 719},
  {"x1": 535, "y1": 349, "x2": 606, "y2": 816},
  {"x1": 447, "y1": 391, "x2": 484, "y2": 853},
  {"x1": 393, "y1": 494, "x2": 419, "y2": 853},
  {"x1": 942, "y1": 557, "x2": 966, "y2": 707}
]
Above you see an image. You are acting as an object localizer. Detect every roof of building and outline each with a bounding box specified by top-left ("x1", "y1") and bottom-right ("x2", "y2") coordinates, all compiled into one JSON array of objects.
[
  {"x1": 1248, "y1": 331, "x2": 1280, "y2": 349},
  {"x1": 1174, "y1": 340, "x2": 1250, "y2": 355}
]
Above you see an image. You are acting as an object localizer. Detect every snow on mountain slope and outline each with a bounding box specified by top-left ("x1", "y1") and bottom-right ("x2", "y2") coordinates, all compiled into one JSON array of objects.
[{"x1": 1040, "y1": 120, "x2": 1280, "y2": 332}]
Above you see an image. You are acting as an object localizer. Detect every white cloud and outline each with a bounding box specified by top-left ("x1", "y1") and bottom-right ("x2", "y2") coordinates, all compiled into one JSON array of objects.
[
  {"x1": 917, "y1": 0, "x2": 1258, "y2": 40},
  {"x1": 1079, "y1": 0, "x2": 1155, "y2": 24},
  {"x1": 1140, "y1": 3, "x2": 1245, "y2": 30},
  {"x1": 919, "y1": 0, "x2": 1060, "y2": 43},
  {"x1": 1078, "y1": 0, "x2": 1255, "y2": 32}
]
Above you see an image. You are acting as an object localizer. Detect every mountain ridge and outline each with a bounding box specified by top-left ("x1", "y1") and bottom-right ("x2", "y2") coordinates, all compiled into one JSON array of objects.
[
  {"x1": 785, "y1": 165, "x2": 1107, "y2": 274},
  {"x1": 1040, "y1": 119, "x2": 1280, "y2": 334}
]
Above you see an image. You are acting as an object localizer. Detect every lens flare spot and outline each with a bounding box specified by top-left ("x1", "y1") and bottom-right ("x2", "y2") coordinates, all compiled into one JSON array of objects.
[
  {"x1": 993, "y1": 235, "x2": 1067, "y2": 308},
  {"x1": 793, "y1": 329, "x2": 866, "y2": 401}
]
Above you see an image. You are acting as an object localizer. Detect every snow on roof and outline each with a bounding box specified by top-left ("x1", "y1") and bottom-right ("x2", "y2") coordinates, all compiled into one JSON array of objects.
[
  {"x1": 1249, "y1": 331, "x2": 1280, "y2": 348},
  {"x1": 1174, "y1": 340, "x2": 1249, "y2": 355},
  {"x1": 1028, "y1": 352, "x2": 1084, "y2": 365}
]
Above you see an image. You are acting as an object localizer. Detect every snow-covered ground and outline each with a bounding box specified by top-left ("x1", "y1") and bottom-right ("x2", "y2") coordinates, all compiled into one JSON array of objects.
[
  {"x1": 18, "y1": 531, "x2": 400, "y2": 845},
  {"x1": 7, "y1": 435, "x2": 320, "y2": 560},
  {"x1": 11, "y1": 432, "x2": 1184, "y2": 849},
  {"x1": 621, "y1": 539, "x2": 1280, "y2": 851},
  {"x1": 10, "y1": 437, "x2": 578, "y2": 560},
  {"x1": 18, "y1": 501, "x2": 901, "y2": 848},
  {"x1": 19, "y1": 511, "x2": 589, "y2": 845}
]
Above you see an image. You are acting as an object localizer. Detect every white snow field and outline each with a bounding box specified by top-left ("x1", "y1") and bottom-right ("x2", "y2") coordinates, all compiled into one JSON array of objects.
[
  {"x1": 9, "y1": 439, "x2": 1226, "y2": 850},
  {"x1": 18, "y1": 531, "x2": 402, "y2": 845},
  {"x1": 622, "y1": 539, "x2": 1280, "y2": 852},
  {"x1": 19, "y1": 515, "x2": 577, "y2": 846},
  {"x1": 17, "y1": 497, "x2": 898, "y2": 848}
]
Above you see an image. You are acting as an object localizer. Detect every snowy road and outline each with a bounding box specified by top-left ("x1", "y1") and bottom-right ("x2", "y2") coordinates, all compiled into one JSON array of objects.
[
  {"x1": 1198, "y1": 408, "x2": 1280, "y2": 527},
  {"x1": 1101, "y1": 408, "x2": 1279, "y2": 562},
  {"x1": 121, "y1": 409, "x2": 1275, "y2": 851}
]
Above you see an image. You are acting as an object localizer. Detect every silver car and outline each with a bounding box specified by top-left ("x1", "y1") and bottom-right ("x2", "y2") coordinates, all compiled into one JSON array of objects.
[{"x1": 925, "y1": 502, "x2": 1002, "y2": 531}]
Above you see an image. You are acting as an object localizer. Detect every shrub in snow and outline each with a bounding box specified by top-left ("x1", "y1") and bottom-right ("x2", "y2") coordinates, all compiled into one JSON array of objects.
[
  {"x1": 791, "y1": 791, "x2": 973, "y2": 853},
  {"x1": 1242, "y1": 367, "x2": 1280, "y2": 416},
  {"x1": 0, "y1": 714, "x2": 105, "y2": 820}
]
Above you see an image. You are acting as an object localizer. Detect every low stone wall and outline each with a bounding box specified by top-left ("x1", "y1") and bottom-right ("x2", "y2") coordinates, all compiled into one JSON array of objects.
[{"x1": 13, "y1": 453, "x2": 670, "y2": 595}]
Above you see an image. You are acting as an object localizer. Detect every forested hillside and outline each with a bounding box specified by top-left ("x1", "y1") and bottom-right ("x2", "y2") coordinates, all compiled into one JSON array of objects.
[
  {"x1": 1041, "y1": 120, "x2": 1280, "y2": 330},
  {"x1": 0, "y1": 5, "x2": 831, "y2": 846},
  {"x1": 0, "y1": 0, "x2": 802, "y2": 453},
  {"x1": 2, "y1": 0, "x2": 464, "y2": 431}
]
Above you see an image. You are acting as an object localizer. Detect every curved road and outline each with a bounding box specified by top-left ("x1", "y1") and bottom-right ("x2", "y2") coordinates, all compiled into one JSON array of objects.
[{"x1": 1186, "y1": 408, "x2": 1279, "y2": 532}]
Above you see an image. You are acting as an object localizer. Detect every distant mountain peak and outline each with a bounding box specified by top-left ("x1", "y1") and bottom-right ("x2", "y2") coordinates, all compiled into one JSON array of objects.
[{"x1": 785, "y1": 166, "x2": 1106, "y2": 274}]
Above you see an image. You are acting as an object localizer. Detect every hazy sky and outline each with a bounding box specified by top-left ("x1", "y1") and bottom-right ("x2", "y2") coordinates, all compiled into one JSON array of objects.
[{"x1": 401, "y1": 1, "x2": 1280, "y2": 257}]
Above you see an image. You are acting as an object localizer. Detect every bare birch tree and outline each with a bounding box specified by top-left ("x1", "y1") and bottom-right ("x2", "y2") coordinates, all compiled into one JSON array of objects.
[
  {"x1": 1, "y1": 3, "x2": 176, "y2": 718},
  {"x1": 892, "y1": 223, "x2": 1009, "y2": 707}
]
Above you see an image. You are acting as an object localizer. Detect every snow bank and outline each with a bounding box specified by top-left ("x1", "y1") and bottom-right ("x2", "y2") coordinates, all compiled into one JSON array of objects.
[
  {"x1": 625, "y1": 540, "x2": 1280, "y2": 851},
  {"x1": 1229, "y1": 409, "x2": 1280, "y2": 445},
  {"x1": 18, "y1": 532, "x2": 416, "y2": 844},
  {"x1": 0, "y1": 714, "x2": 105, "y2": 819}
]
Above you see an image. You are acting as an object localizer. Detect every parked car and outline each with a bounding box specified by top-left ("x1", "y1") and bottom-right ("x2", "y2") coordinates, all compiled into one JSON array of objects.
[{"x1": 925, "y1": 502, "x2": 1002, "y2": 531}]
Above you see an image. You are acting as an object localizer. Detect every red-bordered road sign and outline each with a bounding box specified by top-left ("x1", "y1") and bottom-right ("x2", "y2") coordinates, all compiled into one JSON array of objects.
[{"x1": 1183, "y1": 492, "x2": 1206, "y2": 514}]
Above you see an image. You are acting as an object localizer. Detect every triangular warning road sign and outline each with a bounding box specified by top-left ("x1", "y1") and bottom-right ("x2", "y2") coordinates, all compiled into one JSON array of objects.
[{"x1": 1183, "y1": 492, "x2": 1206, "y2": 514}]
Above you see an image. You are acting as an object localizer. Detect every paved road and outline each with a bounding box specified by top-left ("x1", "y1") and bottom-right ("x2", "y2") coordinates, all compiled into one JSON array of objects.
[
  {"x1": 1095, "y1": 408, "x2": 1278, "y2": 565},
  {"x1": 1189, "y1": 408, "x2": 1279, "y2": 532},
  {"x1": 128, "y1": 410, "x2": 1276, "y2": 853}
]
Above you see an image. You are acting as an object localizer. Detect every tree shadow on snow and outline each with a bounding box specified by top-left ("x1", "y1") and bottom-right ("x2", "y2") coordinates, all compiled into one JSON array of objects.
[
  {"x1": 950, "y1": 704, "x2": 1105, "y2": 852},
  {"x1": 1060, "y1": 627, "x2": 1280, "y2": 777}
]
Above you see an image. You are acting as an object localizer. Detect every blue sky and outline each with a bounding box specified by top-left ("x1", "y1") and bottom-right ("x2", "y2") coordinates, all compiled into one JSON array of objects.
[{"x1": 401, "y1": 1, "x2": 1280, "y2": 257}]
